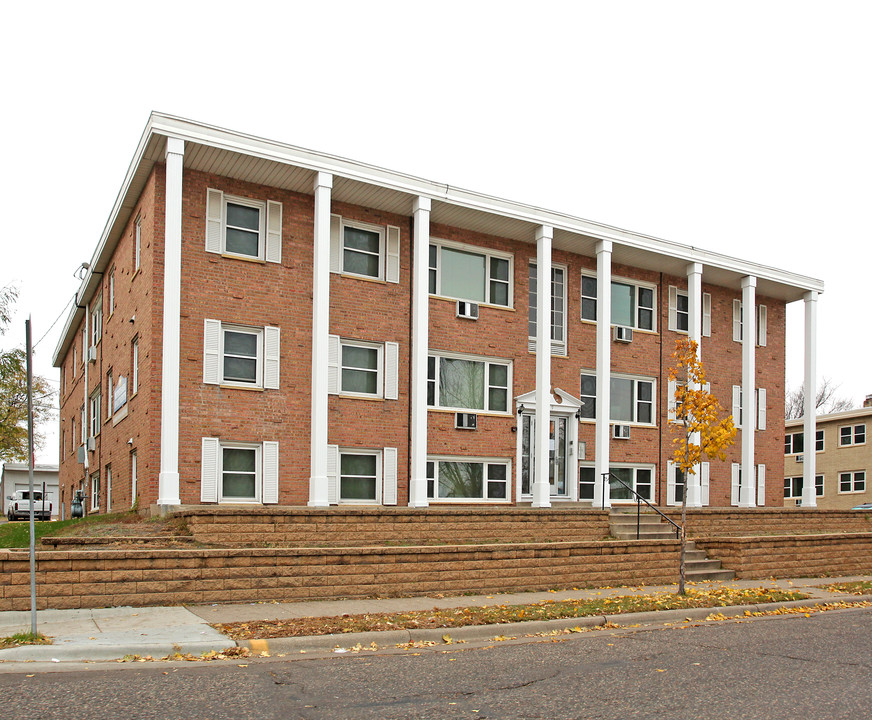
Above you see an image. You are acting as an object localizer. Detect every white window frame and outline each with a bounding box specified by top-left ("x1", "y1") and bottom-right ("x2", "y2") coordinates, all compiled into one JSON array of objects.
[
  {"x1": 578, "y1": 371, "x2": 655, "y2": 425},
  {"x1": 222, "y1": 325, "x2": 264, "y2": 387},
  {"x1": 580, "y1": 272, "x2": 656, "y2": 331},
  {"x1": 134, "y1": 213, "x2": 142, "y2": 272},
  {"x1": 218, "y1": 442, "x2": 263, "y2": 504},
  {"x1": 89, "y1": 390, "x2": 101, "y2": 437},
  {"x1": 131, "y1": 337, "x2": 139, "y2": 396},
  {"x1": 91, "y1": 297, "x2": 102, "y2": 347},
  {"x1": 839, "y1": 470, "x2": 866, "y2": 494},
  {"x1": 338, "y1": 339, "x2": 384, "y2": 398},
  {"x1": 221, "y1": 194, "x2": 267, "y2": 260},
  {"x1": 839, "y1": 424, "x2": 866, "y2": 447},
  {"x1": 427, "y1": 352, "x2": 512, "y2": 415},
  {"x1": 580, "y1": 463, "x2": 655, "y2": 505},
  {"x1": 108, "y1": 269, "x2": 115, "y2": 317},
  {"x1": 668, "y1": 286, "x2": 690, "y2": 333},
  {"x1": 784, "y1": 474, "x2": 824, "y2": 499},
  {"x1": 106, "y1": 371, "x2": 113, "y2": 420},
  {"x1": 528, "y1": 262, "x2": 567, "y2": 355},
  {"x1": 204, "y1": 321, "x2": 280, "y2": 390},
  {"x1": 337, "y1": 449, "x2": 383, "y2": 505},
  {"x1": 339, "y1": 218, "x2": 387, "y2": 280},
  {"x1": 428, "y1": 238, "x2": 513, "y2": 308},
  {"x1": 81, "y1": 327, "x2": 87, "y2": 365},
  {"x1": 90, "y1": 471, "x2": 100, "y2": 511},
  {"x1": 106, "y1": 464, "x2": 112, "y2": 513},
  {"x1": 733, "y1": 301, "x2": 768, "y2": 345},
  {"x1": 785, "y1": 429, "x2": 824, "y2": 454},
  {"x1": 426, "y1": 456, "x2": 511, "y2": 503},
  {"x1": 130, "y1": 449, "x2": 138, "y2": 506}
]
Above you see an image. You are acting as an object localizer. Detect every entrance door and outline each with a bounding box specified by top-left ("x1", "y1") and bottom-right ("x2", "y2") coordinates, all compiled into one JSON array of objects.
[{"x1": 521, "y1": 415, "x2": 568, "y2": 497}]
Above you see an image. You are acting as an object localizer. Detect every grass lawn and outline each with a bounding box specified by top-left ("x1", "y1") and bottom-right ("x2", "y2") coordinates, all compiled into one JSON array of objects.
[
  {"x1": 214, "y1": 586, "x2": 808, "y2": 640},
  {"x1": 0, "y1": 631, "x2": 51, "y2": 649},
  {"x1": 819, "y1": 580, "x2": 872, "y2": 595},
  {"x1": 0, "y1": 509, "x2": 155, "y2": 549}
]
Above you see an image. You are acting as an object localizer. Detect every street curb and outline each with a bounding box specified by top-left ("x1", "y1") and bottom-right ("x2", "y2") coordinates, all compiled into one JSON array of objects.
[
  {"x1": 0, "y1": 640, "x2": 234, "y2": 663},
  {"x1": 234, "y1": 594, "x2": 872, "y2": 655}
]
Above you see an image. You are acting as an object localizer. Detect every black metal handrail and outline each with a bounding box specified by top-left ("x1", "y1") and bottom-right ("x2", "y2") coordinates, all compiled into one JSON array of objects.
[{"x1": 601, "y1": 471, "x2": 681, "y2": 540}]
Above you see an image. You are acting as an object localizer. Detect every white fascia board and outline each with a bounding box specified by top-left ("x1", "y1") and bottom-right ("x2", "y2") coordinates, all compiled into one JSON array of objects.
[
  {"x1": 786, "y1": 406, "x2": 872, "y2": 428},
  {"x1": 149, "y1": 113, "x2": 824, "y2": 296}
]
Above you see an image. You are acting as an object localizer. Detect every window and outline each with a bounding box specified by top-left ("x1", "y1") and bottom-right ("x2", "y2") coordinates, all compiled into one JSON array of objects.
[
  {"x1": 579, "y1": 372, "x2": 654, "y2": 424},
  {"x1": 339, "y1": 451, "x2": 381, "y2": 503},
  {"x1": 113, "y1": 375, "x2": 128, "y2": 416},
  {"x1": 89, "y1": 390, "x2": 101, "y2": 437},
  {"x1": 785, "y1": 430, "x2": 824, "y2": 454},
  {"x1": 90, "y1": 471, "x2": 100, "y2": 511},
  {"x1": 80, "y1": 404, "x2": 86, "y2": 443},
  {"x1": 203, "y1": 320, "x2": 280, "y2": 390},
  {"x1": 580, "y1": 274, "x2": 655, "y2": 330},
  {"x1": 105, "y1": 464, "x2": 112, "y2": 512},
  {"x1": 108, "y1": 270, "x2": 115, "y2": 317},
  {"x1": 675, "y1": 289, "x2": 689, "y2": 332},
  {"x1": 131, "y1": 338, "x2": 139, "y2": 396},
  {"x1": 839, "y1": 424, "x2": 866, "y2": 447},
  {"x1": 91, "y1": 297, "x2": 102, "y2": 347},
  {"x1": 784, "y1": 475, "x2": 824, "y2": 499},
  {"x1": 205, "y1": 189, "x2": 282, "y2": 263},
  {"x1": 106, "y1": 371, "x2": 113, "y2": 419},
  {"x1": 528, "y1": 263, "x2": 567, "y2": 354},
  {"x1": 732, "y1": 301, "x2": 768, "y2": 345},
  {"x1": 81, "y1": 327, "x2": 87, "y2": 364},
  {"x1": 341, "y1": 342, "x2": 380, "y2": 396},
  {"x1": 131, "y1": 450, "x2": 138, "y2": 506},
  {"x1": 134, "y1": 213, "x2": 142, "y2": 271},
  {"x1": 428, "y1": 354, "x2": 510, "y2": 413},
  {"x1": 427, "y1": 458, "x2": 510, "y2": 502},
  {"x1": 839, "y1": 471, "x2": 866, "y2": 494},
  {"x1": 342, "y1": 221, "x2": 384, "y2": 278},
  {"x1": 429, "y1": 240, "x2": 511, "y2": 307},
  {"x1": 200, "y1": 439, "x2": 279, "y2": 505},
  {"x1": 579, "y1": 465, "x2": 653, "y2": 502}
]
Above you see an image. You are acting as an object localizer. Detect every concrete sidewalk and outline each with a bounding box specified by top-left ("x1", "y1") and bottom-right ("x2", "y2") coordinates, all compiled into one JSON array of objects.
[{"x1": 1, "y1": 575, "x2": 869, "y2": 664}]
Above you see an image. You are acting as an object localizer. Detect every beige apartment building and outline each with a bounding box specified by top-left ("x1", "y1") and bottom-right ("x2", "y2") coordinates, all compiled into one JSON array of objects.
[{"x1": 784, "y1": 397, "x2": 872, "y2": 508}]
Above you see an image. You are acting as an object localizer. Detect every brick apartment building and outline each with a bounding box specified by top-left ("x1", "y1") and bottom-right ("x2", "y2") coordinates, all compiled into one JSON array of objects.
[
  {"x1": 784, "y1": 397, "x2": 872, "y2": 509},
  {"x1": 52, "y1": 113, "x2": 825, "y2": 517}
]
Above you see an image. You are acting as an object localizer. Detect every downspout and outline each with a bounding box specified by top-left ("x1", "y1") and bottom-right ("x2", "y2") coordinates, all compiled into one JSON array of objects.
[{"x1": 658, "y1": 272, "x2": 664, "y2": 507}]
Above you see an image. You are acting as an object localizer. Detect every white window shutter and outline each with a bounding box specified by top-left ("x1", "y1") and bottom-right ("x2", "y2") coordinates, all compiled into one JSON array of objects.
[
  {"x1": 262, "y1": 441, "x2": 279, "y2": 504},
  {"x1": 200, "y1": 438, "x2": 219, "y2": 502},
  {"x1": 667, "y1": 379, "x2": 677, "y2": 421},
  {"x1": 386, "y1": 225, "x2": 401, "y2": 283},
  {"x1": 326, "y1": 445, "x2": 339, "y2": 504},
  {"x1": 666, "y1": 461, "x2": 676, "y2": 505},
  {"x1": 757, "y1": 464, "x2": 766, "y2": 506},
  {"x1": 330, "y1": 214, "x2": 342, "y2": 273},
  {"x1": 266, "y1": 200, "x2": 282, "y2": 264},
  {"x1": 757, "y1": 387, "x2": 766, "y2": 430},
  {"x1": 702, "y1": 293, "x2": 712, "y2": 337},
  {"x1": 701, "y1": 462, "x2": 710, "y2": 506},
  {"x1": 731, "y1": 463, "x2": 740, "y2": 505},
  {"x1": 384, "y1": 341, "x2": 399, "y2": 400},
  {"x1": 327, "y1": 335, "x2": 340, "y2": 394},
  {"x1": 668, "y1": 286, "x2": 678, "y2": 331},
  {"x1": 383, "y1": 447, "x2": 398, "y2": 505},
  {"x1": 757, "y1": 304, "x2": 767, "y2": 346},
  {"x1": 203, "y1": 319, "x2": 221, "y2": 384},
  {"x1": 264, "y1": 326, "x2": 280, "y2": 389},
  {"x1": 732, "y1": 299, "x2": 742, "y2": 342},
  {"x1": 732, "y1": 385, "x2": 742, "y2": 429},
  {"x1": 206, "y1": 189, "x2": 223, "y2": 254}
]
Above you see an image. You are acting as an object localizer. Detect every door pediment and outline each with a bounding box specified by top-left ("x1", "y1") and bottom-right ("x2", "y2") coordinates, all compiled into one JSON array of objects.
[{"x1": 514, "y1": 387, "x2": 583, "y2": 414}]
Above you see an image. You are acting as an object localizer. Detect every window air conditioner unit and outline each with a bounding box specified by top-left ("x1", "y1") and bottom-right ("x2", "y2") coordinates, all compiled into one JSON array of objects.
[
  {"x1": 613, "y1": 326, "x2": 633, "y2": 343},
  {"x1": 612, "y1": 424, "x2": 631, "y2": 439},
  {"x1": 76, "y1": 446, "x2": 86, "y2": 464},
  {"x1": 796, "y1": 454, "x2": 804, "y2": 463},
  {"x1": 455, "y1": 413, "x2": 478, "y2": 430},
  {"x1": 87, "y1": 436, "x2": 97, "y2": 451},
  {"x1": 456, "y1": 301, "x2": 479, "y2": 320},
  {"x1": 795, "y1": 499, "x2": 802, "y2": 507},
  {"x1": 88, "y1": 346, "x2": 98, "y2": 362}
]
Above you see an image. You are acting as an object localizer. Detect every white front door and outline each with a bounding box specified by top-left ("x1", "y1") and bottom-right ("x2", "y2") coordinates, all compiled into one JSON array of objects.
[{"x1": 520, "y1": 414, "x2": 569, "y2": 497}]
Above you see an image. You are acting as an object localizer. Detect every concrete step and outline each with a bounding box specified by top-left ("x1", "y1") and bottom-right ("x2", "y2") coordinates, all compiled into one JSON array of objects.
[
  {"x1": 685, "y1": 559, "x2": 725, "y2": 572},
  {"x1": 612, "y1": 530, "x2": 679, "y2": 540},
  {"x1": 686, "y1": 568, "x2": 736, "y2": 581}
]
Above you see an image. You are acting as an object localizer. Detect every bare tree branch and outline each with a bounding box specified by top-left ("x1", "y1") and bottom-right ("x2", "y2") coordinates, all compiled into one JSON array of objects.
[{"x1": 785, "y1": 377, "x2": 855, "y2": 419}]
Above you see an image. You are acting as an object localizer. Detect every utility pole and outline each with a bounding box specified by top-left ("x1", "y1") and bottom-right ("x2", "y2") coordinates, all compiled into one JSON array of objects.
[{"x1": 26, "y1": 317, "x2": 37, "y2": 635}]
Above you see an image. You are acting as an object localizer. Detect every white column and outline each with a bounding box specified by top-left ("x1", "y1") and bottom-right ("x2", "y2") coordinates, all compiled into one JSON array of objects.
[
  {"x1": 593, "y1": 240, "x2": 612, "y2": 509},
  {"x1": 802, "y1": 291, "x2": 818, "y2": 507},
  {"x1": 685, "y1": 262, "x2": 703, "y2": 507},
  {"x1": 739, "y1": 276, "x2": 757, "y2": 507},
  {"x1": 532, "y1": 226, "x2": 553, "y2": 508},
  {"x1": 158, "y1": 137, "x2": 184, "y2": 507},
  {"x1": 308, "y1": 172, "x2": 333, "y2": 507},
  {"x1": 408, "y1": 197, "x2": 431, "y2": 507}
]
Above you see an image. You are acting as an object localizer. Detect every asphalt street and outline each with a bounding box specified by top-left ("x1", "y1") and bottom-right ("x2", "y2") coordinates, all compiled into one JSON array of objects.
[{"x1": 1, "y1": 605, "x2": 869, "y2": 719}]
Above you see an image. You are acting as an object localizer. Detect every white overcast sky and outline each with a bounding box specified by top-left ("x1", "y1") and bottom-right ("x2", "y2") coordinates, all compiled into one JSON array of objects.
[{"x1": 1, "y1": 1, "x2": 869, "y2": 463}]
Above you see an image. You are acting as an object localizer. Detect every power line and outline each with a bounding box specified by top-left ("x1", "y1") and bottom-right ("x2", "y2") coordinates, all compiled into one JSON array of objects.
[{"x1": 33, "y1": 295, "x2": 75, "y2": 351}]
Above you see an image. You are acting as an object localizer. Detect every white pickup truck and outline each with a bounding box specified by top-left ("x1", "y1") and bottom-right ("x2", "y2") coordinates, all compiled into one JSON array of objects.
[{"x1": 6, "y1": 490, "x2": 52, "y2": 521}]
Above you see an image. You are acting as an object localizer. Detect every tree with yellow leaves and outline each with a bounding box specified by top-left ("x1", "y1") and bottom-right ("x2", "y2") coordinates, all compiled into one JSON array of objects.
[{"x1": 669, "y1": 337, "x2": 737, "y2": 595}]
